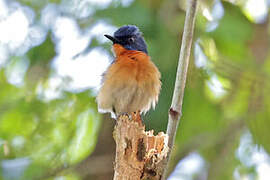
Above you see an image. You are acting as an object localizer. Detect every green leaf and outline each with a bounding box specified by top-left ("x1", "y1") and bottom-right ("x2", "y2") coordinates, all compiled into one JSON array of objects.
[{"x1": 67, "y1": 109, "x2": 101, "y2": 164}]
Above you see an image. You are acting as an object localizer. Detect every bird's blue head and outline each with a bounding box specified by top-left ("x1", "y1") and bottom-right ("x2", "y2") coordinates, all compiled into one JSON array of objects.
[{"x1": 104, "y1": 25, "x2": 148, "y2": 54}]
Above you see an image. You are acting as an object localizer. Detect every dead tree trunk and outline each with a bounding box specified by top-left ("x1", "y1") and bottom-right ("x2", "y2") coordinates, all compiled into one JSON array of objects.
[{"x1": 113, "y1": 115, "x2": 169, "y2": 180}]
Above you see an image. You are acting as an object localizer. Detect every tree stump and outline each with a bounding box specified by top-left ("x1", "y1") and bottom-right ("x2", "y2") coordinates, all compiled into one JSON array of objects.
[{"x1": 113, "y1": 115, "x2": 169, "y2": 180}]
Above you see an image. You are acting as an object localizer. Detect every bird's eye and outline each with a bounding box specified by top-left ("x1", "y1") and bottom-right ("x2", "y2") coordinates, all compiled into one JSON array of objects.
[{"x1": 128, "y1": 37, "x2": 135, "y2": 43}]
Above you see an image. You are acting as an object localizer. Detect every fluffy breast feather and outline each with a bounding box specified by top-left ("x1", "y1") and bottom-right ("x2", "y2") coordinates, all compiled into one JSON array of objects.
[{"x1": 97, "y1": 46, "x2": 161, "y2": 116}]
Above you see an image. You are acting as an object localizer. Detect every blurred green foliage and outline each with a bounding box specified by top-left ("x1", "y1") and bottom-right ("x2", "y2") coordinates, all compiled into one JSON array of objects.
[{"x1": 0, "y1": 0, "x2": 270, "y2": 179}]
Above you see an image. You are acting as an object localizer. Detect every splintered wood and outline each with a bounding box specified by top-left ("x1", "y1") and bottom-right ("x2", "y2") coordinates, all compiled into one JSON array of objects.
[{"x1": 113, "y1": 115, "x2": 169, "y2": 180}]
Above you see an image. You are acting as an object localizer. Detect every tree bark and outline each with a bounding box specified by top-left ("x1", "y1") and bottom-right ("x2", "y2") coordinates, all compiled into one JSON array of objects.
[
  {"x1": 113, "y1": 115, "x2": 169, "y2": 180},
  {"x1": 161, "y1": 0, "x2": 198, "y2": 179}
]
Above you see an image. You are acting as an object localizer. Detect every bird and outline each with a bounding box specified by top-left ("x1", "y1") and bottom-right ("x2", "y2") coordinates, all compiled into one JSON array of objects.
[{"x1": 97, "y1": 25, "x2": 161, "y2": 121}]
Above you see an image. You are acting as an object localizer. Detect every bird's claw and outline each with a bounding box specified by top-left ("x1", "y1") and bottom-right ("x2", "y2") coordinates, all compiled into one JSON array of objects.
[
  {"x1": 117, "y1": 111, "x2": 143, "y2": 125},
  {"x1": 118, "y1": 113, "x2": 131, "y2": 120},
  {"x1": 132, "y1": 111, "x2": 143, "y2": 125}
]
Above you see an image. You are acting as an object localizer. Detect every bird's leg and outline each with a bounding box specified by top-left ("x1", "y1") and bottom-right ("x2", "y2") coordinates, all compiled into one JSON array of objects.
[
  {"x1": 131, "y1": 112, "x2": 136, "y2": 122},
  {"x1": 132, "y1": 110, "x2": 142, "y2": 125},
  {"x1": 136, "y1": 110, "x2": 142, "y2": 123}
]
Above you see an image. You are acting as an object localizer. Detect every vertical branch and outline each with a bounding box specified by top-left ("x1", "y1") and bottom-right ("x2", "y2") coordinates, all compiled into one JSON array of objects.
[{"x1": 162, "y1": 0, "x2": 198, "y2": 178}]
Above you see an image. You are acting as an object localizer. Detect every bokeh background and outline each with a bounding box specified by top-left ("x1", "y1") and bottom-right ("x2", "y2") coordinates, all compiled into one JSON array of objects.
[{"x1": 0, "y1": 0, "x2": 270, "y2": 179}]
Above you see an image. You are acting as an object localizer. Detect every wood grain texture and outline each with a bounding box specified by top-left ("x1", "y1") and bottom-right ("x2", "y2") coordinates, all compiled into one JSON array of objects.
[{"x1": 113, "y1": 114, "x2": 169, "y2": 180}]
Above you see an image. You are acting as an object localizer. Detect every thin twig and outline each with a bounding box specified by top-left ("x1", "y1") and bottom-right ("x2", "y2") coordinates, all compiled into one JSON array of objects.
[{"x1": 161, "y1": 0, "x2": 198, "y2": 179}]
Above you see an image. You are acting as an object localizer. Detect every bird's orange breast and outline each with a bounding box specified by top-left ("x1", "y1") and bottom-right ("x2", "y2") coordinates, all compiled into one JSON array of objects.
[
  {"x1": 112, "y1": 44, "x2": 160, "y2": 83},
  {"x1": 97, "y1": 44, "x2": 161, "y2": 115}
]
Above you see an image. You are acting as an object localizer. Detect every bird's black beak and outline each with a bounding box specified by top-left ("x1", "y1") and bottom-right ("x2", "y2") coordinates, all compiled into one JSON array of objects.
[{"x1": 104, "y1": 34, "x2": 119, "y2": 44}]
